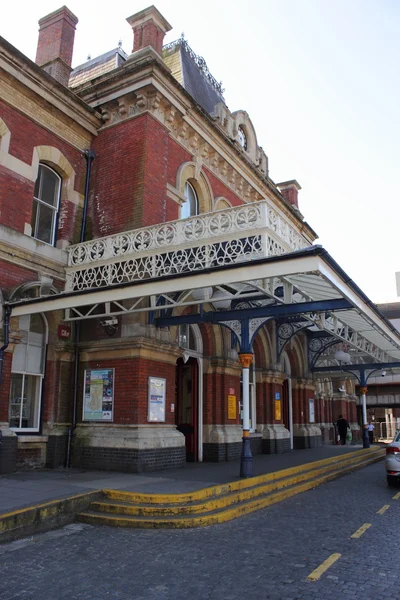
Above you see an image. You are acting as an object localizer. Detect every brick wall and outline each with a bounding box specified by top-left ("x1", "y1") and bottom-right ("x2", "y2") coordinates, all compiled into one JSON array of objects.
[
  {"x1": 0, "y1": 100, "x2": 85, "y2": 242},
  {"x1": 78, "y1": 357, "x2": 176, "y2": 425}
]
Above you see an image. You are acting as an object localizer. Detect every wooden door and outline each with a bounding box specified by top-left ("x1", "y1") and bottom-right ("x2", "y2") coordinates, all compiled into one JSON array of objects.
[{"x1": 176, "y1": 357, "x2": 198, "y2": 461}]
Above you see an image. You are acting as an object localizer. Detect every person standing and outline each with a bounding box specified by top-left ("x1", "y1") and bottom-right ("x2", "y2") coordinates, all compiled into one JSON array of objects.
[
  {"x1": 367, "y1": 422, "x2": 374, "y2": 444},
  {"x1": 337, "y1": 414, "x2": 350, "y2": 445}
]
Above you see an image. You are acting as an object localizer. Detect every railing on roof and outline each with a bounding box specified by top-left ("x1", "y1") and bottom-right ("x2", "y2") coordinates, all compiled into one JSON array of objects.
[{"x1": 66, "y1": 200, "x2": 310, "y2": 292}]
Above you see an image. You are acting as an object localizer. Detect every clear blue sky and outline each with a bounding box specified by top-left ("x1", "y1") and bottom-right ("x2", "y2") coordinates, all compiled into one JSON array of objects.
[{"x1": 2, "y1": 0, "x2": 399, "y2": 304}]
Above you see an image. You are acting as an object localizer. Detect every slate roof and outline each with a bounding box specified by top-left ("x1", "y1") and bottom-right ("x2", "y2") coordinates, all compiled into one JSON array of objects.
[
  {"x1": 67, "y1": 38, "x2": 225, "y2": 117},
  {"x1": 163, "y1": 38, "x2": 226, "y2": 115},
  {"x1": 69, "y1": 48, "x2": 128, "y2": 88}
]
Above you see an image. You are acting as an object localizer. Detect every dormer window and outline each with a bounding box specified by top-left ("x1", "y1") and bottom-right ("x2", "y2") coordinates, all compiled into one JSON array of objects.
[{"x1": 237, "y1": 126, "x2": 247, "y2": 151}]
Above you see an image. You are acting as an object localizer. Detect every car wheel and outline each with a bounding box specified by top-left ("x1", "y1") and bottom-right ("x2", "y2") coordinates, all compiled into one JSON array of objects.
[{"x1": 387, "y1": 475, "x2": 398, "y2": 487}]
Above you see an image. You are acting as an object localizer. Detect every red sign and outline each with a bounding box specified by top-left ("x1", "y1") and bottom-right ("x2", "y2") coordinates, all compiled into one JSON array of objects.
[
  {"x1": 229, "y1": 387, "x2": 235, "y2": 395},
  {"x1": 57, "y1": 324, "x2": 71, "y2": 339}
]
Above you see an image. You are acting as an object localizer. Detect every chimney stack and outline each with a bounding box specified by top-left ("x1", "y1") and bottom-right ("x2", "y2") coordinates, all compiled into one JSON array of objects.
[
  {"x1": 35, "y1": 6, "x2": 78, "y2": 86},
  {"x1": 126, "y1": 6, "x2": 172, "y2": 56},
  {"x1": 277, "y1": 180, "x2": 301, "y2": 209}
]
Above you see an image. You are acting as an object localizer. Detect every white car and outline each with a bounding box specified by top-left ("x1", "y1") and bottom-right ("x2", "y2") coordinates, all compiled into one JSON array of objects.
[{"x1": 385, "y1": 430, "x2": 400, "y2": 485}]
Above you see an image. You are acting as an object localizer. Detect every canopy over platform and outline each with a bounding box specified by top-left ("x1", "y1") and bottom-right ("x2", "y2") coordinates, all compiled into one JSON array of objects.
[{"x1": 6, "y1": 245, "x2": 400, "y2": 366}]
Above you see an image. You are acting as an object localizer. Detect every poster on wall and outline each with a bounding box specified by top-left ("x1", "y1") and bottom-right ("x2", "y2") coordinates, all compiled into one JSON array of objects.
[
  {"x1": 228, "y1": 395, "x2": 237, "y2": 420},
  {"x1": 83, "y1": 369, "x2": 114, "y2": 421},
  {"x1": 309, "y1": 398, "x2": 315, "y2": 423},
  {"x1": 274, "y1": 400, "x2": 282, "y2": 421},
  {"x1": 148, "y1": 377, "x2": 166, "y2": 422}
]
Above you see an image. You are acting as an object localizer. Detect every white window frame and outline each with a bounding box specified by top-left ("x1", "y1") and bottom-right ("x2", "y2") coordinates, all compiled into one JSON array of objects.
[
  {"x1": 32, "y1": 163, "x2": 61, "y2": 246},
  {"x1": 9, "y1": 372, "x2": 43, "y2": 432},
  {"x1": 9, "y1": 314, "x2": 47, "y2": 433}
]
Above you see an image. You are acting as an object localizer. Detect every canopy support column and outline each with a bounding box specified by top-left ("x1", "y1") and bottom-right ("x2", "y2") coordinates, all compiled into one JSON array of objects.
[
  {"x1": 360, "y1": 370, "x2": 370, "y2": 449},
  {"x1": 238, "y1": 352, "x2": 253, "y2": 478}
]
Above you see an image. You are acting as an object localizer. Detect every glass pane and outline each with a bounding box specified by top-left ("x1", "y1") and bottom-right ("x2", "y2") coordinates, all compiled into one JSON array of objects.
[
  {"x1": 27, "y1": 315, "x2": 45, "y2": 374},
  {"x1": 36, "y1": 202, "x2": 55, "y2": 244},
  {"x1": 12, "y1": 340, "x2": 27, "y2": 372},
  {"x1": 179, "y1": 325, "x2": 189, "y2": 348},
  {"x1": 39, "y1": 166, "x2": 60, "y2": 207},
  {"x1": 182, "y1": 183, "x2": 198, "y2": 218},
  {"x1": 30, "y1": 314, "x2": 45, "y2": 335},
  {"x1": 9, "y1": 374, "x2": 23, "y2": 428},
  {"x1": 22, "y1": 375, "x2": 41, "y2": 429}
]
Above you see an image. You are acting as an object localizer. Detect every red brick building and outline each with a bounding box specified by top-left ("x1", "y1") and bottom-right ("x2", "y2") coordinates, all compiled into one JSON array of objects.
[{"x1": 1, "y1": 6, "x2": 400, "y2": 474}]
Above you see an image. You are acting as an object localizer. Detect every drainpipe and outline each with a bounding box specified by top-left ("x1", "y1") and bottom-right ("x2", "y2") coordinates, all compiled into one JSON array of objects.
[
  {"x1": 0, "y1": 306, "x2": 11, "y2": 389},
  {"x1": 65, "y1": 149, "x2": 95, "y2": 468}
]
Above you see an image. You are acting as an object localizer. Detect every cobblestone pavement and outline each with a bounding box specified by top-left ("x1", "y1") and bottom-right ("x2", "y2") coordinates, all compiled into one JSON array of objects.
[{"x1": 0, "y1": 460, "x2": 398, "y2": 600}]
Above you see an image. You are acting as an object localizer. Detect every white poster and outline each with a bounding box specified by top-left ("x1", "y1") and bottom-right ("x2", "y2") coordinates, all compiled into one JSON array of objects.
[
  {"x1": 83, "y1": 369, "x2": 114, "y2": 421},
  {"x1": 309, "y1": 398, "x2": 315, "y2": 423},
  {"x1": 148, "y1": 377, "x2": 166, "y2": 422}
]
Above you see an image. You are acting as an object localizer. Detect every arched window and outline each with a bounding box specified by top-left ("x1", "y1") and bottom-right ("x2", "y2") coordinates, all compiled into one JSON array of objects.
[
  {"x1": 9, "y1": 314, "x2": 46, "y2": 431},
  {"x1": 237, "y1": 125, "x2": 248, "y2": 151},
  {"x1": 181, "y1": 182, "x2": 199, "y2": 219},
  {"x1": 178, "y1": 324, "x2": 197, "y2": 351},
  {"x1": 31, "y1": 164, "x2": 61, "y2": 245}
]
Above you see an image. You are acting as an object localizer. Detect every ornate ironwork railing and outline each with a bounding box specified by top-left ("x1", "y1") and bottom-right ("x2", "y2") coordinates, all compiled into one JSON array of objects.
[{"x1": 66, "y1": 201, "x2": 310, "y2": 292}]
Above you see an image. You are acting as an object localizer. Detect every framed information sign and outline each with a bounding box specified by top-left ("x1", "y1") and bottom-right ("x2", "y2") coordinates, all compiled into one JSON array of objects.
[
  {"x1": 83, "y1": 368, "x2": 114, "y2": 421},
  {"x1": 228, "y1": 395, "x2": 237, "y2": 420},
  {"x1": 274, "y1": 399, "x2": 282, "y2": 421},
  {"x1": 148, "y1": 377, "x2": 166, "y2": 422}
]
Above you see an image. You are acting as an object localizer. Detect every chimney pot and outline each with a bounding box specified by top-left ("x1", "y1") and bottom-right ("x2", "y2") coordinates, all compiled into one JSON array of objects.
[
  {"x1": 35, "y1": 5, "x2": 78, "y2": 86},
  {"x1": 126, "y1": 6, "x2": 172, "y2": 56}
]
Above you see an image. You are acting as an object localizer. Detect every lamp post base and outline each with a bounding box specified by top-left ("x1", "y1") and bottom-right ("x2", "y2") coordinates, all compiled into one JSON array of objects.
[
  {"x1": 240, "y1": 436, "x2": 253, "y2": 478},
  {"x1": 362, "y1": 426, "x2": 370, "y2": 449}
]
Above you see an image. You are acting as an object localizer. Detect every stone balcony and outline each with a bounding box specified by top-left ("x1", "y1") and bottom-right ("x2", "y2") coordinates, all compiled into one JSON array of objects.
[{"x1": 66, "y1": 200, "x2": 311, "y2": 292}]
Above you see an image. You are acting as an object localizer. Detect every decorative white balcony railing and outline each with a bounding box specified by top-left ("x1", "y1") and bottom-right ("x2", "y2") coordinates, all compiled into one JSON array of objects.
[{"x1": 66, "y1": 200, "x2": 310, "y2": 292}]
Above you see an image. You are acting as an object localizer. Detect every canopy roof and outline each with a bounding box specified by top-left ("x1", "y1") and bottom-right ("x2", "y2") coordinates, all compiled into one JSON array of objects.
[{"x1": 7, "y1": 246, "x2": 400, "y2": 364}]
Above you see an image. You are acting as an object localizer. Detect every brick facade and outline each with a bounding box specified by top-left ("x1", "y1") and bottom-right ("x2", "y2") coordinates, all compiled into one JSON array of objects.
[{"x1": 0, "y1": 5, "x2": 366, "y2": 475}]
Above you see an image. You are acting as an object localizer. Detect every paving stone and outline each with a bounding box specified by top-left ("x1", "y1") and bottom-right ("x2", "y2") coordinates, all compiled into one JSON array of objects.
[{"x1": 0, "y1": 460, "x2": 397, "y2": 599}]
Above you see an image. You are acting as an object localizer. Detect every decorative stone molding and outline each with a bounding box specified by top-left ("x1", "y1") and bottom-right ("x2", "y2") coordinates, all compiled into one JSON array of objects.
[
  {"x1": 94, "y1": 84, "x2": 313, "y2": 244},
  {"x1": 261, "y1": 370, "x2": 287, "y2": 385},
  {"x1": 203, "y1": 424, "x2": 242, "y2": 444},
  {"x1": 260, "y1": 423, "x2": 290, "y2": 441},
  {"x1": 74, "y1": 423, "x2": 185, "y2": 450}
]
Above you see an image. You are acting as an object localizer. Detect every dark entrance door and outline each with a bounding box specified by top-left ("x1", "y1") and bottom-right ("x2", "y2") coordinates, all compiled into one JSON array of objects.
[
  {"x1": 282, "y1": 379, "x2": 290, "y2": 431},
  {"x1": 176, "y1": 357, "x2": 198, "y2": 461}
]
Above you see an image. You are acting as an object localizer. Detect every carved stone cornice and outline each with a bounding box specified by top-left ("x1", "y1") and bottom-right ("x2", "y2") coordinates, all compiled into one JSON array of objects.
[{"x1": 261, "y1": 370, "x2": 287, "y2": 385}]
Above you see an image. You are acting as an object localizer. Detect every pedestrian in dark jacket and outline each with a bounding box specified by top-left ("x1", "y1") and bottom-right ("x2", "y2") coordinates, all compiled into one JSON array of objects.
[{"x1": 337, "y1": 414, "x2": 350, "y2": 445}]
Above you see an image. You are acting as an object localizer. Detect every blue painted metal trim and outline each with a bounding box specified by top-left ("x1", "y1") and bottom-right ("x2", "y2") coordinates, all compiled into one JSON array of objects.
[
  {"x1": 156, "y1": 298, "x2": 351, "y2": 327},
  {"x1": 312, "y1": 362, "x2": 400, "y2": 385},
  {"x1": 276, "y1": 319, "x2": 310, "y2": 361}
]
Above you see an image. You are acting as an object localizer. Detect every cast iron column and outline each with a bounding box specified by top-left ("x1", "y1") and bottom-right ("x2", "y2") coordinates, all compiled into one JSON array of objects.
[
  {"x1": 360, "y1": 385, "x2": 370, "y2": 449},
  {"x1": 239, "y1": 352, "x2": 253, "y2": 477}
]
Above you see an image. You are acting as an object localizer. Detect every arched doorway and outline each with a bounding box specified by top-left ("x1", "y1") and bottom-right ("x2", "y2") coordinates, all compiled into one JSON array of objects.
[
  {"x1": 176, "y1": 357, "x2": 198, "y2": 461},
  {"x1": 176, "y1": 324, "x2": 203, "y2": 461}
]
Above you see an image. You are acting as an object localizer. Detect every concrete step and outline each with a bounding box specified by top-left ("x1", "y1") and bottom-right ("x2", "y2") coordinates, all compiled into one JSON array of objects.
[{"x1": 76, "y1": 448, "x2": 384, "y2": 529}]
